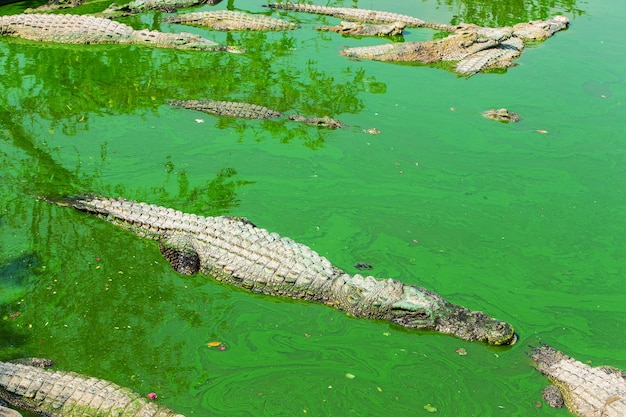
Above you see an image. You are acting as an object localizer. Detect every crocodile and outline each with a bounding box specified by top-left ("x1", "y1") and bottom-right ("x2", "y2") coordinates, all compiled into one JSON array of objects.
[
  {"x1": 0, "y1": 14, "x2": 241, "y2": 52},
  {"x1": 316, "y1": 21, "x2": 406, "y2": 37},
  {"x1": 265, "y1": 2, "x2": 457, "y2": 32},
  {"x1": 45, "y1": 195, "x2": 517, "y2": 345},
  {"x1": 101, "y1": 0, "x2": 222, "y2": 17},
  {"x1": 163, "y1": 11, "x2": 299, "y2": 31},
  {"x1": 340, "y1": 29, "x2": 508, "y2": 63},
  {"x1": 340, "y1": 16, "x2": 567, "y2": 76},
  {"x1": 169, "y1": 99, "x2": 345, "y2": 128},
  {"x1": 0, "y1": 358, "x2": 184, "y2": 417},
  {"x1": 482, "y1": 108, "x2": 521, "y2": 123},
  {"x1": 531, "y1": 345, "x2": 626, "y2": 416}
]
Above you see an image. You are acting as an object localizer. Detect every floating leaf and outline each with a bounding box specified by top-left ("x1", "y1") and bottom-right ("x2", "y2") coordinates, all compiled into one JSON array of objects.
[
  {"x1": 207, "y1": 341, "x2": 222, "y2": 347},
  {"x1": 345, "y1": 373, "x2": 356, "y2": 379},
  {"x1": 424, "y1": 404, "x2": 437, "y2": 413}
]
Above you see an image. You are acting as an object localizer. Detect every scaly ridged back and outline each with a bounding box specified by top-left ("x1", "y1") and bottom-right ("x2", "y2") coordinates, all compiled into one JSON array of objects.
[
  {"x1": 164, "y1": 11, "x2": 299, "y2": 31},
  {"x1": 66, "y1": 196, "x2": 340, "y2": 299},
  {"x1": 532, "y1": 346, "x2": 626, "y2": 417},
  {"x1": 0, "y1": 14, "x2": 134, "y2": 43},
  {"x1": 169, "y1": 100, "x2": 283, "y2": 119},
  {"x1": 0, "y1": 361, "x2": 184, "y2": 417},
  {"x1": 456, "y1": 37, "x2": 523, "y2": 76},
  {"x1": 266, "y1": 2, "x2": 426, "y2": 27}
]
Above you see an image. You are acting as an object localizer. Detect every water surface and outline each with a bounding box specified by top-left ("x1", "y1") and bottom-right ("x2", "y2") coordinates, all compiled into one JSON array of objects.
[{"x1": 1, "y1": 0, "x2": 625, "y2": 416}]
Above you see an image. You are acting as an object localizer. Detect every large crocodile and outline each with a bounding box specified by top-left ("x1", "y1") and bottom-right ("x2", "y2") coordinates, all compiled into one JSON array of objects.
[
  {"x1": 0, "y1": 358, "x2": 184, "y2": 416},
  {"x1": 531, "y1": 345, "x2": 626, "y2": 416},
  {"x1": 169, "y1": 99, "x2": 345, "y2": 128},
  {"x1": 45, "y1": 195, "x2": 516, "y2": 345},
  {"x1": 340, "y1": 16, "x2": 568, "y2": 76},
  {"x1": 101, "y1": 0, "x2": 222, "y2": 17},
  {"x1": 0, "y1": 14, "x2": 241, "y2": 52},
  {"x1": 163, "y1": 11, "x2": 299, "y2": 31}
]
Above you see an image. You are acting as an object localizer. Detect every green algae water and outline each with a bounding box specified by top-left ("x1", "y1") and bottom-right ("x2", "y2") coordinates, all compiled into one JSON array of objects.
[{"x1": 1, "y1": 0, "x2": 625, "y2": 416}]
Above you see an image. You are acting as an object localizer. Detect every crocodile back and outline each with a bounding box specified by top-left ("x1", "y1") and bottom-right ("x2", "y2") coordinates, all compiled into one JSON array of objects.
[
  {"x1": 64, "y1": 196, "x2": 341, "y2": 299},
  {"x1": 267, "y1": 3, "x2": 425, "y2": 27},
  {"x1": 164, "y1": 10, "x2": 299, "y2": 31},
  {"x1": 0, "y1": 361, "x2": 184, "y2": 416},
  {"x1": 169, "y1": 100, "x2": 283, "y2": 119},
  {"x1": 0, "y1": 14, "x2": 134, "y2": 44},
  {"x1": 455, "y1": 37, "x2": 523, "y2": 76},
  {"x1": 532, "y1": 346, "x2": 626, "y2": 417}
]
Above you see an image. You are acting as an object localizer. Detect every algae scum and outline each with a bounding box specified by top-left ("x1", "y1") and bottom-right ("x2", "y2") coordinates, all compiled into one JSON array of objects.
[{"x1": 1, "y1": 0, "x2": 625, "y2": 416}]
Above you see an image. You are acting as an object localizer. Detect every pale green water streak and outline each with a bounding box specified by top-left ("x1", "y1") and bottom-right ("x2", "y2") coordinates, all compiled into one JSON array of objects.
[{"x1": 1, "y1": 0, "x2": 625, "y2": 416}]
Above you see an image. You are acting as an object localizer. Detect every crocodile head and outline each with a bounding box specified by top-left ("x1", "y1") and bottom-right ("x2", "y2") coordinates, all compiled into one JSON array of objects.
[{"x1": 389, "y1": 285, "x2": 517, "y2": 345}]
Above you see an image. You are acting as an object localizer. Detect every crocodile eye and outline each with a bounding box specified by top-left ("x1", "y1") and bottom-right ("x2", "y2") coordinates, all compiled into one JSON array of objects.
[{"x1": 414, "y1": 309, "x2": 431, "y2": 320}]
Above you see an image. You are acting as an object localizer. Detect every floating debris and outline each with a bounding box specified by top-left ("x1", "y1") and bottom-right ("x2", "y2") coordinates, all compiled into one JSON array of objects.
[{"x1": 424, "y1": 403, "x2": 438, "y2": 413}]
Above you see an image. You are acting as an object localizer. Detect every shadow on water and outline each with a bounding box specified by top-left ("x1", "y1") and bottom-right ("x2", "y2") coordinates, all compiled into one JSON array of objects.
[
  {"x1": 432, "y1": 0, "x2": 587, "y2": 26},
  {"x1": 0, "y1": 253, "x2": 39, "y2": 356},
  {"x1": 0, "y1": 23, "x2": 376, "y2": 148},
  {"x1": 1, "y1": 108, "x2": 254, "y2": 214}
]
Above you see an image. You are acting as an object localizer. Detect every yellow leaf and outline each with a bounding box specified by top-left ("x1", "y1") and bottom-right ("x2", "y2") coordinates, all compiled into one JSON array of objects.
[{"x1": 207, "y1": 341, "x2": 222, "y2": 347}]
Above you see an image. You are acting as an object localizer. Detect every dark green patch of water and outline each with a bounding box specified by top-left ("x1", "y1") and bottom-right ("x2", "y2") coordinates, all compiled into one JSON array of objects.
[{"x1": 1, "y1": 0, "x2": 624, "y2": 416}]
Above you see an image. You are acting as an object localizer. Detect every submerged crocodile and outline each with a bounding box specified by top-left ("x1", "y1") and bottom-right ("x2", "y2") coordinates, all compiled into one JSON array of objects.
[
  {"x1": 265, "y1": 2, "x2": 457, "y2": 32},
  {"x1": 45, "y1": 195, "x2": 516, "y2": 345},
  {"x1": 164, "y1": 11, "x2": 299, "y2": 31},
  {"x1": 0, "y1": 14, "x2": 240, "y2": 52},
  {"x1": 317, "y1": 21, "x2": 406, "y2": 37},
  {"x1": 101, "y1": 0, "x2": 222, "y2": 17},
  {"x1": 169, "y1": 99, "x2": 345, "y2": 128},
  {"x1": 341, "y1": 16, "x2": 568, "y2": 76},
  {"x1": 482, "y1": 108, "x2": 521, "y2": 123},
  {"x1": 0, "y1": 358, "x2": 184, "y2": 417},
  {"x1": 531, "y1": 345, "x2": 626, "y2": 416}
]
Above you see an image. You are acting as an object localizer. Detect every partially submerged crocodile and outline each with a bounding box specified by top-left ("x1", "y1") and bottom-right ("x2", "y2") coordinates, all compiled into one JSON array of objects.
[
  {"x1": 164, "y1": 11, "x2": 299, "y2": 31},
  {"x1": 0, "y1": 14, "x2": 240, "y2": 52},
  {"x1": 169, "y1": 99, "x2": 345, "y2": 128},
  {"x1": 482, "y1": 108, "x2": 521, "y2": 123},
  {"x1": 265, "y1": 2, "x2": 457, "y2": 32},
  {"x1": 45, "y1": 195, "x2": 516, "y2": 345},
  {"x1": 531, "y1": 345, "x2": 626, "y2": 416},
  {"x1": 101, "y1": 0, "x2": 222, "y2": 17},
  {"x1": 341, "y1": 16, "x2": 568, "y2": 76},
  {"x1": 0, "y1": 358, "x2": 184, "y2": 416},
  {"x1": 317, "y1": 21, "x2": 406, "y2": 37}
]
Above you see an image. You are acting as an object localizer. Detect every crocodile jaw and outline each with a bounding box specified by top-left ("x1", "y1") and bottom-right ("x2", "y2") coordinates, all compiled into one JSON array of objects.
[
  {"x1": 385, "y1": 285, "x2": 516, "y2": 345},
  {"x1": 434, "y1": 305, "x2": 517, "y2": 345}
]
